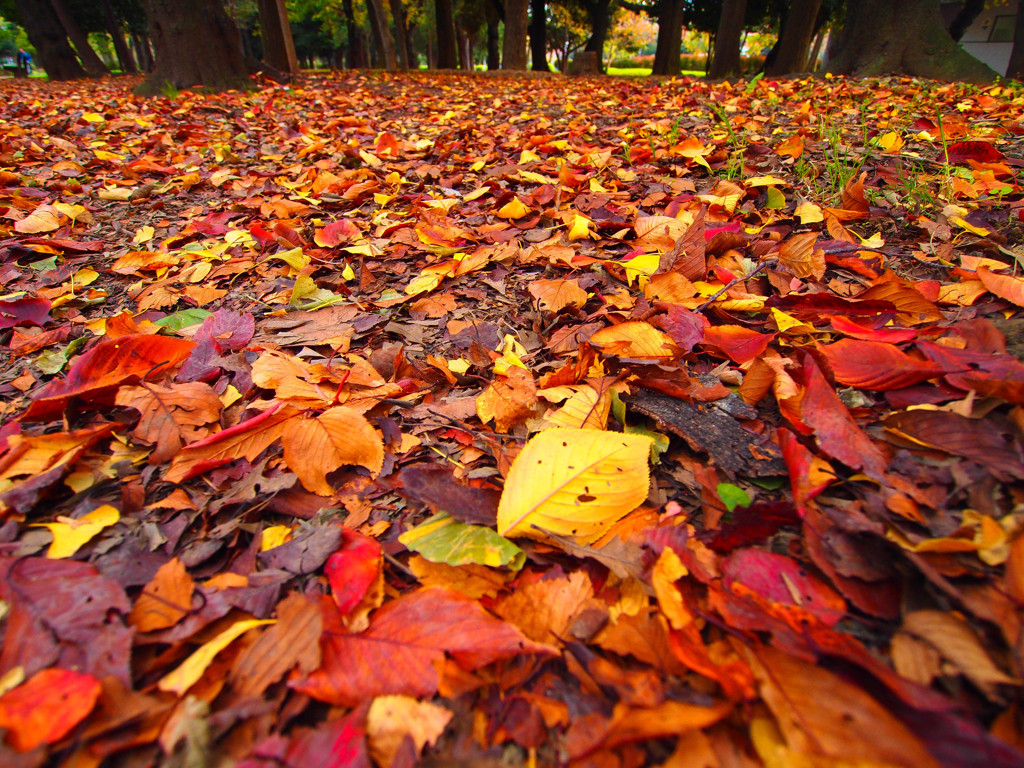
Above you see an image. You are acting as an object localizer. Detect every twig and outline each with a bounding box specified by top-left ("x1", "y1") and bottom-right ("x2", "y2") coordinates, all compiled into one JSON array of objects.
[{"x1": 695, "y1": 258, "x2": 776, "y2": 313}]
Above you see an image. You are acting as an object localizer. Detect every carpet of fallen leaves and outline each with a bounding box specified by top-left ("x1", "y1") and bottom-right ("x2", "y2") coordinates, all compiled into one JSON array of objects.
[{"x1": 0, "y1": 69, "x2": 1023, "y2": 767}]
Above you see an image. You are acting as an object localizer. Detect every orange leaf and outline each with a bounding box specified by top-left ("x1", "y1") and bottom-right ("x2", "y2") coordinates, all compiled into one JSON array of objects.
[
  {"x1": 701, "y1": 325, "x2": 775, "y2": 363},
  {"x1": 777, "y1": 232, "x2": 825, "y2": 280},
  {"x1": 528, "y1": 278, "x2": 588, "y2": 313},
  {"x1": 476, "y1": 367, "x2": 538, "y2": 432},
  {"x1": 129, "y1": 557, "x2": 194, "y2": 632},
  {"x1": 0, "y1": 668, "x2": 101, "y2": 752},
  {"x1": 281, "y1": 407, "x2": 385, "y2": 494},
  {"x1": 656, "y1": 205, "x2": 706, "y2": 280},
  {"x1": 294, "y1": 588, "x2": 556, "y2": 706},
  {"x1": 590, "y1": 321, "x2": 678, "y2": 360},
  {"x1": 115, "y1": 382, "x2": 222, "y2": 464},
  {"x1": 977, "y1": 266, "x2": 1024, "y2": 307}
]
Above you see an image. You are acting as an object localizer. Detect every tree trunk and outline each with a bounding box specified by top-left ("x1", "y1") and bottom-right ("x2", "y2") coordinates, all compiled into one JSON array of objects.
[
  {"x1": 435, "y1": 0, "x2": 459, "y2": 68},
  {"x1": 132, "y1": 31, "x2": 154, "y2": 71},
  {"x1": 826, "y1": 0, "x2": 997, "y2": 83},
  {"x1": 652, "y1": 0, "x2": 683, "y2": 76},
  {"x1": 258, "y1": 0, "x2": 299, "y2": 74},
  {"x1": 342, "y1": 0, "x2": 366, "y2": 68},
  {"x1": 365, "y1": 0, "x2": 397, "y2": 70},
  {"x1": 529, "y1": 0, "x2": 551, "y2": 71},
  {"x1": 766, "y1": 0, "x2": 819, "y2": 75},
  {"x1": 486, "y1": 14, "x2": 500, "y2": 70},
  {"x1": 502, "y1": 0, "x2": 529, "y2": 69},
  {"x1": 1007, "y1": 7, "x2": 1024, "y2": 80},
  {"x1": 947, "y1": 0, "x2": 985, "y2": 42},
  {"x1": 49, "y1": 0, "x2": 109, "y2": 76},
  {"x1": 136, "y1": 0, "x2": 251, "y2": 95},
  {"x1": 708, "y1": 0, "x2": 747, "y2": 78},
  {"x1": 15, "y1": 0, "x2": 87, "y2": 80},
  {"x1": 388, "y1": 0, "x2": 410, "y2": 70},
  {"x1": 102, "y1": 0, "x2": 136, "y2": 73},
  {"x1": 583, "y1": 0, "x2": 612, "y2": 72}
]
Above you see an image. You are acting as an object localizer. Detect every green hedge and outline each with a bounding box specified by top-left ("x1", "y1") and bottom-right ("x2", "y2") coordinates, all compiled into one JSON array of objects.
[{"x1": 608, "y1": 53, "x2": 766, "y2": 74}]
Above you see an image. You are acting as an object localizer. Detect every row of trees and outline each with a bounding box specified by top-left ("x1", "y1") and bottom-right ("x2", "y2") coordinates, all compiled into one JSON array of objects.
[{"x1": 4, "y1": 0, "x2": 1020, "y2": 93}]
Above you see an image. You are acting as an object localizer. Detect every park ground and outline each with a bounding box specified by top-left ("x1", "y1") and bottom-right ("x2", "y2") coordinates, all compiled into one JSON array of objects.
[{"x1": 0, "y1": 71, "x2": 1023, "y2": 767}]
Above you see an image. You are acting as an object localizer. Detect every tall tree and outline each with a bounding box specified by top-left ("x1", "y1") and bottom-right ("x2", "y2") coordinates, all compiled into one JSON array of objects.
[
  {"x1": 502, "y1": 0, "x2": 529, "y2": 69},
  {"x1": 708, "y1": 0, "x2": 747, "y2": 78},
  {"x1": 101, "y1": 0, "x2": 137, "y2": 73},
  {"x1": 581, "y1": 0, "x2": 613, "y2": 71},
  {"x1": 435, "y1": 0, "x2": 459, "y2": 67},
  {"x1": 651, "y1": 0, "x2": 683, "y2": 76},
  {"x1": 765, "y1": 0, "x2": 819, "y2": 75},
  {"x1": 1007, "y1": 6, "x2": 1024, "y2": 81},
  {"x1": 136, "y1": 0, "x2": 250, "y2": 94},
  {"x1": 14, "y1": 0, "x2": 87, "y2": 79},
  {"x1": 947, "y1": 0, "x2": 985, "y2": 41},
  {"x1": 342, "y1": 0, "x2": 367, "y2": 68},
  {"x1": 364, "y1": 0, "x2": 397, "y2": 70},
  {"x1": 826, "y1": 0, "x2": 998, "y2": 83},
  {"x1": 529, "y1": 0, "x2": 551, "y2": 71},
  {"x1": 49, "y1": 0, "x2": 109, "y2": 76},
  {"x1": 258, "y1": 0, "x2": 299, "y2": 74},
  {"x1": 388, "y1": 0, "x2": 410, "y2": 70}
]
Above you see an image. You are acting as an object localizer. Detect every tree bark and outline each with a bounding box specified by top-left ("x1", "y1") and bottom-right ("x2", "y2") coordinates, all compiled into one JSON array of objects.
[
  {"x1": 826, "y1": 0, "x2": 997, "y2": 83},
  {"x1": 502, "y1": 0, "x2": 529, "y2": 69},
  {"x1": 49, "y1": 0, "x2": 109, "y2": 76},
  {"x1": 486, "y1": 13, "x2": 500, "y2": 70},
  {"x1": 258, "y1": 0, "x2": 299, "y2": 74},
  {"x1": 365, "y1": 0, "x2": 397, "y2": 70},
  {"x1": 708, "y1": 0, "x2": 747, "y2": 78},
  {"x1": 947, "y1": 0, "x2": 985, "y2": 42},
  {"x1": 136, "y1": 0, "x2": 251, "y2": 95},
  {"x1": 15, "y1": 0, "x2": 87, "y2": 80},
  {"x1": 583, "y1": 0, "x2": 612, "y2": 72},
  {"x1": 652, "y1": 0, "x2": 683, "y2": 76},
  {"x1": 435, "y1": 0, "x2": 459, "y2": 68},
  {"x1": 102, "y1": 0, "x2": 136, "y2": 74},
  {"x1": 342, "y1": 0, "x2": 366, "y2": 68},
  {"x1": 766, "y1": 0, "x2": 819, "y2": 75},
  {"x1": 388, "y1": 0, "x2": 410, "y2": 70},
  {"x1": 1007, "y1": 7, "x2": 1024, "y2": 80},
  {"x1": 529, "y1": 0, "x2": 551, "y2": 71}
]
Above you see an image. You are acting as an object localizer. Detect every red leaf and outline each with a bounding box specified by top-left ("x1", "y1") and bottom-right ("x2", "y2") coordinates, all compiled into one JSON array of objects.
[
  {"x1": 238, "y1": 713, "x2": 370, "y2": 768},
  {"x1": 918, "y1": 341, "x2": 1024, "y2": 404},
  {"x1": 315, "y1": 219, "x2": 361, "y2": 247},
  {"x1": 21, "y1": 334, "x2": 195, "y2": 421},
  {"x1": 0, "y1": 297, "x2": 51, "y2": 329},
  {"x1": 723, "y1": 549, "x2": 846, "y2": 627},
  {"x1": 798, "y1": 355, "x2": 888, "y2": 477},
  {"x1": 947, "y1": 141, "x2": 1005, "y2": 164},
  {"x1": 820, "y1": 338, "x2": 944, "y2": 390},
  {"x1": 326, "y1": 529, "x2": 381, "y2": 616},
  {"x1": 830, "y1": 316, "x2": 916, "y2": 343},
  {"x1": 0, "y1": 668, "x2": 101, "y2": 752},
  {"x1": 701, "y1": 325, "x2": 774, "y2": 363},
  {"x1": 767, "y1": 294, "x2": 896, "y2": 322},
  {"x1": 295, "y1": 588, "x2": 555, "y2": 706}
]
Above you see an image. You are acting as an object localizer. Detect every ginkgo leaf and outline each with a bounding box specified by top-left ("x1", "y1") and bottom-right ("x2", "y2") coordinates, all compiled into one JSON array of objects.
[
  {"x1": 497, "y1": 197, "x2": 531, "y2": 219},
  {"x1": 40, "y1": 504, "x2": 120, "y2": 559},
  {"x1": 282, "y1": 407, "x2": 385, "y2": 494},
  {"x1": 496, "y1": 428, "x2": 653, "y2": 544},
  {"x1": 399, "y1": 512, "x2": 524, "y2": 570},
  {"x1": 158, "y1": 618, "x2": 276, "y2": 695}
]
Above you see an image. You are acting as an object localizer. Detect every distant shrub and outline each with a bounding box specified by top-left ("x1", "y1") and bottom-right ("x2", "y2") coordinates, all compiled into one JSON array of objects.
[{"x1": 608, "y1": 53, "x2": 766, "y2": 75}]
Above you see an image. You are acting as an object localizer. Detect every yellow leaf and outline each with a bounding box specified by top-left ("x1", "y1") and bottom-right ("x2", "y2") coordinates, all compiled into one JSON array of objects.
[
  {"x1": 950, "y1": 216, "x2": 990, "y2": 237},
  {"x1": 497, "y1": 197, "x2": 531, "y2": 220},
  {"x1": 40, "y1": 505, "x2": 120, "y2": 559},
  {"x1": 157, "y1": 618, "x2": 275, "y2": 695},
  {"x1": 794, "y1": 202, "x2": 823, "y2": 224},
  {"x1": 496, "y1": 428, "x2": 653, "y2": 544},
  {"x1": 542, "y1": 385, "x2": 610, "y2": 430},
  {"x1": 271, "y1": 246, "x2": 310, "y2": 272},
  {"x1": 878, "y1": 132, "x2": 906, "y2": 153},
  {"x1": 81, "y1": 112, "x2": 105, "y2": 123},
  {"x1": 133, "y1": 226, "x2": 155, "y2": 245},
  {"x1": 260, "y1": 525, "x2": 292, "y2": 551},
  {"x1": 567, "y1": 213, "x2": 594, "y2": 241}
]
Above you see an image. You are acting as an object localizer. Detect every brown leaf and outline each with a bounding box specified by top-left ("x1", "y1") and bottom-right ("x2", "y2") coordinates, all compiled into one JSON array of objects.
[
  {"x1": 116, "y1": 382, "x2": 222, "y2": 464},
  {"x1": 777, "y1": 232, "x2": 825, "y2": 280},
  {"x1": 656, "y1": 205, "x2": 706, "y2": 280}
]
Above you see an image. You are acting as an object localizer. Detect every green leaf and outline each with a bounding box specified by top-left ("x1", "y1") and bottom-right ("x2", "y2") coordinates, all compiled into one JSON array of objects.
[
  {"x1": 765, "y1": 186, "x2": 786, "y2": 209},
  {"x1": 400, "y1": 512, "x2": 524, "y2": 570},
  {"x1": 625, "y1": 425, "x2": 669, "y2": 464},
  {"x1": 716, "y1": 482, "x2": 751, "y2": 513},
  {"x1": 154, "y1": 308, "x2": 212, "y2": 330},
  {"x1": 35, "y1": 348, "x2": 68, "y2": 375}
]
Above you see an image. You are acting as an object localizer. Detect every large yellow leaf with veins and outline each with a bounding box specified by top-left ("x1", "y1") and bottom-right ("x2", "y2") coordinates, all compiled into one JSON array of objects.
[{"x1": 497, "y1": 428, "x2": 652, "y2": 544}]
